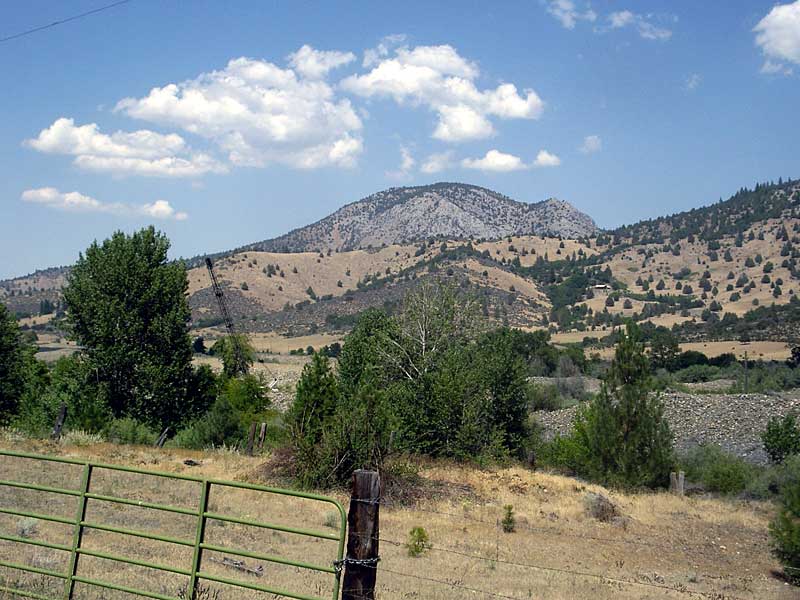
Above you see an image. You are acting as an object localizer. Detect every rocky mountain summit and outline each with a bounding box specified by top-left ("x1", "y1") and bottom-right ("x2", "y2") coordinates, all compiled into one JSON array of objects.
[{"x1": 244, "y1": 182, "x2": 597, "y2": 253}]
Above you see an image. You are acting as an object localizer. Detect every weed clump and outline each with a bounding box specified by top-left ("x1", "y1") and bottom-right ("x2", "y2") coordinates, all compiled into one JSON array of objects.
[
  {"x1": 406, "y1": 526, "x2": 431, "y2": 557},
  {"x1": 16, "y1": 518, "x2": 38, "y2": 539},
  {"x1": 501, "y1": 505, "x2": 516, "y2": 533}
]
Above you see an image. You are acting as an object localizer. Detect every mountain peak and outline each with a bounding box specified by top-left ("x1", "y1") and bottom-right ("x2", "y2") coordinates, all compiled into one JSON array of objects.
[{"x1": 247, "y1": 182, "x2": 596, "y2": 253}]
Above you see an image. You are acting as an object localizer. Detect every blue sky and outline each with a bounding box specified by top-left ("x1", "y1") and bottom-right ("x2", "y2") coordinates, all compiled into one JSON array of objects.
[{"x1": 1, "y1": 0, "x2": 798, "y2": 279}]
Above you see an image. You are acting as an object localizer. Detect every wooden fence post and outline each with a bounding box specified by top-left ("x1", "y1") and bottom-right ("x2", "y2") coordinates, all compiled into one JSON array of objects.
[
  {"x1": 154, "y1": 428, "x2": 170, "y2": 448},
  {"x1": 257, "y1": 422, "x2": 267, "y2": 451},
  {"x1": 245, "y1": 422, "x2": 257, "y2": 456},
  {"x1": 342, "y1": 470, "x2": 380, "y2": 600},
  {"x1": 51, "y1": 403, "x2": 67, "y2": 440},
  {"x1": 669, "y1": 471, "x2": 685, "y2": 496}
]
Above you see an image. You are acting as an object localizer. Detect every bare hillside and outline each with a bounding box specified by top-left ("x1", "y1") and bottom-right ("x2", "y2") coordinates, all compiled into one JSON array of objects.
[{"x1": 185, "y1": 238, "x2": 574, "y2": 334}]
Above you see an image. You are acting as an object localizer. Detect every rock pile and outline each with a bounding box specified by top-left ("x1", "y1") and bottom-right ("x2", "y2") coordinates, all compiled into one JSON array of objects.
[{"x1": 534, "y1": 390, "x2": 800, "y2": 464}]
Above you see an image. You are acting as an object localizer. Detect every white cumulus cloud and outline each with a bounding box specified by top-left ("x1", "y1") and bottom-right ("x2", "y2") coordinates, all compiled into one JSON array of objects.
[
  {"x1": 288, "y1": 45, "x2": 356, "y2": 79},
  {"x1": 533, "y1": 149, "x2": 561, "y2": 167},
  {"x1": 607, "y1": 10, "x2": 672, "y2": 40},
  {"x1": 21, "y1": 187, "x2": 188, "y2": 220},
  {"x1": 363, "y1": 34, "x2": 407, "y2": 68},
  {"x1": 544, "y1": 0, "x2": 597, "y2": 30},
  {"x1": 340, "y1": 44, "x2": 544, "y2": 142},
  {"x1": 462, "y1": 149, "x2": 527, "y2": 172},
  {"x1": 25, "y1": 118, "x2": 225, "y2": 178},
  {"x1": 115, "y1": 50, "x2": 364, "y2": 169},
  {"x1": 579, "y1": 135, "x2": 602, "y2": 154},
  {"x1": 386, "y1": 145, "x2": 416, "y2": 179},
  {"x1": 754, "y1": 1, "x2": 800, "y2": 75},
  {"x1": 140, "y1": 199, "x2": 188, "y2": 220},
  {"x1": 420, "y1": 151, "x2": 455, "y2": 174},
  {"x1": 433, "y1": 105, "x2": 495, "y2": 142}
]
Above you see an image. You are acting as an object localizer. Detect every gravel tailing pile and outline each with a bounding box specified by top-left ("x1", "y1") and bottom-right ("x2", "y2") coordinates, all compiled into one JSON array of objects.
[{"x1": 534, "y1": 390, "x2": 800, "y2": 464}]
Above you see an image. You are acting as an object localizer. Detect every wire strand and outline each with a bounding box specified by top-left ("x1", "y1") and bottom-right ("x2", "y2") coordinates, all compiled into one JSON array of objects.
[
  {"x1": 354, "y1": 496, "x2": 722, "y2": 554},
  {"x1": 346, "y1": 533, "x2": 748, "y2": 600},
  {"x1": 377, "y1": 566, "x2": 526, "y2": 600},
  {"x1": 1, "y1": 0, "x2": 131, "y2": 43}
]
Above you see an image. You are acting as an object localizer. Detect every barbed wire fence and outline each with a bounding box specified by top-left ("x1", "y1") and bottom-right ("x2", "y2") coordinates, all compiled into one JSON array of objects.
[{"x1": 339, "y1": 480, "x2": 768, "y2": 600}]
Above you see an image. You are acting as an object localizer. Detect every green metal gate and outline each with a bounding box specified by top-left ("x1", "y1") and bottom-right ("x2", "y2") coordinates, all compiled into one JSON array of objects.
[{"x1": 0, "y1": 449, "x2": 346, "y2": 600}]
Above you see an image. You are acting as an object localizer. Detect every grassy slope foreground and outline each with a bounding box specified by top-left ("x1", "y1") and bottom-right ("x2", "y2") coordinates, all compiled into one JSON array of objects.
[{"x1": 0, "y1": 437, "x2": 792, "y2": 600}]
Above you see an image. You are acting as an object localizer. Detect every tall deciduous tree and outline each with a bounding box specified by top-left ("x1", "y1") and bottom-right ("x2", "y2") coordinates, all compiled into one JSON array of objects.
[
  {"x1": 0, "y1": 303, "x2": 32, "y2": 422},
  {"x1": 211, "y1": 334, "x2": 254, "y2": 378},
  {"x1": 63, "y1": 227, "x2": 193, "y2": 427}
]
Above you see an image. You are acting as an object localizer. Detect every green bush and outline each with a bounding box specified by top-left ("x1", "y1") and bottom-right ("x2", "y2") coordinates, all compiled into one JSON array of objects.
[
  {"x1": 673, "y1": 364, "x2": 720, "y2": 383},
  {"x1": 681, "y1": 445, "x2": 754, "y2": 495},
  {"x1": 537, "y1": 433, "x2": 585, "y2": 473},
  {"x1": 292, "y1": 285, "x2": 536, "y2": 487},
  {"x1": 762, "y1": 414, "x2": 800, "y2": 463},
  {"x1": 173, "y1": 373, "x2": 270, "y2": 450},
  {"x1": 746, "y1": 455, "x2": 800, "y2": 500},
  {"x1": 103, "y1": 418, "x2": 159, "y2": 445},
  {"x1": 172, "y1": 397, "x2": 244, "y2": 450},
  {"x1": 14, "y1": 355, "x2": 111, "y2": 436},
  {"x1": 770, "y1": 471, "x2": 800, "y2": 583},
  {"x1": 288, "y1": 352, "x2": 394, "y2": 488},
  {"x1": 731, "y1": 363, "x2": 800, "y2": 394},
  {"x1": 527, "y1": 384, "x2": 561, "y2": 411},
  {"x1": 292, "y1": 378, "x2": 395, "y2": 488},
  {"x1": 209, "y1": 335, "x2": 255, "y2": 378},
  {"x1": 218, "y1": 372, "x2": 271, "y2": 424}
]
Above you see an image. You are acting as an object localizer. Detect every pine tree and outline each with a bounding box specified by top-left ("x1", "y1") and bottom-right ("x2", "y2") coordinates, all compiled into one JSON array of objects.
[
  {"x1": 287, "y1": 352, "x2": 340, "y2": 453},
  {"x1": 570, "y1": 323, "x2": 674, "y2": 488},
  {"x1": 770, "y1": 475, "x2": 800, "y2": 583}
]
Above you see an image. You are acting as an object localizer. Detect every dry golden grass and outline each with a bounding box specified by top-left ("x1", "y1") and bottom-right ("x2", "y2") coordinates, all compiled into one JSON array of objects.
[
  {"x1": 680, "y1": 340, "x2": 792, "y2": 361},
  {"x1": 16, "y1": 314, "x2": 55, "y2": 327},
  {"x1": 186, "y1": 237, "x2": 582, "y2": 319},
  {"x1": 595, "y1": 218, "x2": 799, "y2": 319},
  {"x1": 248, "y1": 333, "x2": 343, "y2": 355},
  {"x1": 646, "y1": 313, "x2": 697, "y2": 328},
  {"x1": 590, "y1": 340, "x2": 791, "y2": 361},
  {"x1": 474, "y1": 236, "x2": 597, "y2": 268},
  {"x1": 193, "y1": 330, "x2": 343, "y2": 356},
  {"x1": 32, "y1": 332, "x2": 79, "y2": 364},
  {"x1": 0, "y1": 440, "x2": 793, "y2": 599},
  {"x1": 550, "y1": 330, "x2": 610, "y2": 344},
  {"x1": 187, "y1": 244, "x2": 428, "y2": 314}
]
